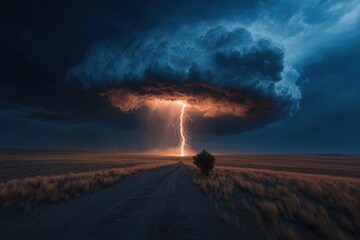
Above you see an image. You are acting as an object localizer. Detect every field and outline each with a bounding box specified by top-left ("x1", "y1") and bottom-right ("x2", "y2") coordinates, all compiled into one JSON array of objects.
[
  {"x1": 186, "y1": 154, "x2": 360, "y2": 239},
  {"x1": 1, "y1": 151, "x2": 359, "y2": 182},
  {"x1": 212, "y1": 154, "x2": 360, "y2": 178},
  {"x1": 188, "y1": 165, "x2": 360, "y2": 240},
  {"x1": 0, "y1": 150, "x2": 360, "y2": 240},
  {"x1": 0, "y1": 149, "x2": 181, "y2": 182}
]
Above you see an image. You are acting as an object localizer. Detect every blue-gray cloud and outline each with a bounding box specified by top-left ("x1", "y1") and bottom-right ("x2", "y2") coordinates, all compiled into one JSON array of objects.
[
  {"x1": 67, "y1": 25, "x2": 301, "y2": 134},
  {"x1": 2, "y1": 0, "x2": 359, "y2": 152},
  {"x1": 244, "y1": 0, "x2": 360, "y2": 65}
]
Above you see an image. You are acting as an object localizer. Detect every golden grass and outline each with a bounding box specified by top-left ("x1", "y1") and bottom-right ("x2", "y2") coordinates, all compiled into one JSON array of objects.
[
  {"x1": 0, "y1": 161, "x2": 175, "y2": 211},
  {"x1": 0, "y1": 151, "x2": 181, "y2": 182},
  {"x1": 187, "y1": 164, "x2": 360, "y2": 240},
  {"x1": 214, "y1": 155, "x2": 360, "y2": 178},
  {"x1": 259, "y1": 201, "x2": 278, "y2": 222}
]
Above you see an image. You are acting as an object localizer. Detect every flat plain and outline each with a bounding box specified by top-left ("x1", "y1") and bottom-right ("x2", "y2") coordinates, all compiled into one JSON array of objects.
[
  {"x1": 1, "y1": 150, "x2": 359, "y2": 240},
  {"x1": 0, "y1": 149, "x2": 181, "y2": 182}
]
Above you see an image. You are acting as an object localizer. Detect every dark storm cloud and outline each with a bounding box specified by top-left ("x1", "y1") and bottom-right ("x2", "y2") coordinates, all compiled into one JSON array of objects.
[
  {"x1": 67, "y1": 26, "x2": 300, "y2": 134},
  {"x1": 1, "y1": 0, "x2": 359, "y2": 152},
  {"x1": 214, "y1": 38, "x2": 360, "y2": 153},
  {"x1": 1, "y1": 0, "x2": 266, "y2": 149},
  {"x1": 67, "y1": 26, "x2": 287, "y2": 87},
  {"x1": 0, "y1": 0, "x2": 264, "y2": 127}
]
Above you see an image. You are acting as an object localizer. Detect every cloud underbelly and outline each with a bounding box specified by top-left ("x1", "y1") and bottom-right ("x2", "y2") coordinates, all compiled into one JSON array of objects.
[{"x1": 67, "y1": 25, "x2": 301, "y2": 135}]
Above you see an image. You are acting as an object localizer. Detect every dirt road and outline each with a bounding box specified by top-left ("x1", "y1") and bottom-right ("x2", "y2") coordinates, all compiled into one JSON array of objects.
[{"x1": 0, "y1": 164, "x2": 260, "y2": 240}]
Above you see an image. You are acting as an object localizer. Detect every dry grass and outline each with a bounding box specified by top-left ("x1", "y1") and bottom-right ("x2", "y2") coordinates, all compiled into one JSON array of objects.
[
  {"x1": 0, "y1": 161, "x2": 175, "y2": 211},
  {"x1": 187, "y1": 164, "x2": 360, "y2": 240},
  {"x1": 0, "y1": 150, "x2": 182, "y2": 182},
  {"x1": 259, "y1": 201, "x2": 278, "y2": 222},
  {"x1": 214, "y1": 154, "x2": 360, "y2": 178}
]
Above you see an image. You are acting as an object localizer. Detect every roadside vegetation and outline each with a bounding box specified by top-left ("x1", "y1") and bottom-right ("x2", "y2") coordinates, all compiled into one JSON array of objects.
[
  {"x1": 187, "y1": 164, "x2": 360, "y2": 240},
  {"x1": 0, "y1": 150, "x2": 181, "y2": 182},
  {"x1": 193, "y1": 150, "x2": 215, "y2": 176},
  {"x1": 0, "y1": 161, "x2": 175, "y2": 211}
]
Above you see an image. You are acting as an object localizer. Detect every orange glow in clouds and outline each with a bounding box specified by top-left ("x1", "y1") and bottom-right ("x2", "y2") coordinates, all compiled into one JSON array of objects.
[
  {"x1": 143, "y1": 99, "x2": 190, "y2": 156},
  {"x1": 101, "y1": 82, "x2": 272, "y2": 156},
  {"x1": 103, "y1": 92, "x2": 248, "y2": 156}
]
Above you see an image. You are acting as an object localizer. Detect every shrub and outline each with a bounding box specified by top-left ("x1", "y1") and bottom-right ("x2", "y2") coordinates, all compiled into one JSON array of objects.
[{"x1": 193, "y1": 150, "x2": 215, "y2": 176}]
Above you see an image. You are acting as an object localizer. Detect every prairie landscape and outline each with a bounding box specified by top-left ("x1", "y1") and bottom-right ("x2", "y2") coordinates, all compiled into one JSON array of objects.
[
  {"x1": 1, "y1": 150, "x2": 360, "y2": 240},
  {"x1": 2, "y1": 0, "x2": 359, "y2": 239},
  {"x1": 188, "y1": 164, "x2": 360, "y2": 240},
  {"x1": 0, "y1": 149, "x2": 181, "y2": 182}
]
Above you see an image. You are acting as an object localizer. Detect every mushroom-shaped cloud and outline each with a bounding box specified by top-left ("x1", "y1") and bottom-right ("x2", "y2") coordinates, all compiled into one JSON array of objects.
[{"x1": 67, "y1": 25, "x2": 301, "y2": 135}]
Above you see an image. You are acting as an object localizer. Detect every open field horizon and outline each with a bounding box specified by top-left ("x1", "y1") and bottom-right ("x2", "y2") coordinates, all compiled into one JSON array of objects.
[
  {"x1": 1, "y1": 150, "x2": 360, "y2": 182},
  {"x1": 1, "y1": 153, "x2": 360, "y2": 240},
  {"x1": 2, "y1": 1, "x2": 360, "y2": 239}
]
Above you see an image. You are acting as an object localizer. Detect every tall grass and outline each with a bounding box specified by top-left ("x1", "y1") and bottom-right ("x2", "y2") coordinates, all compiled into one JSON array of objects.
[
  {"x1": 187, "y1": 164, "x2": 360, "y2": 240},
  {"x1": 0, "y1": 161, "x2": 175, "y2": 211}
]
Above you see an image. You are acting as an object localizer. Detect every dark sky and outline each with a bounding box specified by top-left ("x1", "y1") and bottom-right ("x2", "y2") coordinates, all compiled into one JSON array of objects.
[{"x1": 0, "y1": 0, "x2": 359, "y2": 153}]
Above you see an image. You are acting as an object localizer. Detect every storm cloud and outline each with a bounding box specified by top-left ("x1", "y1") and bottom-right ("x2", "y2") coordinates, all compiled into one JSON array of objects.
[
  {"x1": 1, "y1": 0, "x2": 359, "y2": 152},
  {"x1": 67, "y1": 25, "x2": 301, "y2": 134}
]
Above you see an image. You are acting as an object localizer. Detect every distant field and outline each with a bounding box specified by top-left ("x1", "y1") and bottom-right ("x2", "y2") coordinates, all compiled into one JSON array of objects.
[
  {"x1": 2, "y1": 150, "x2": 360, "y2": 239},
  {"x1": 0, "y1": 161, "x2": 175, "y2": 211},
  {"x1": 1, "y1": 150, "x2": 359, "y2": 182},
  {"x1": 212, "y1": 154, "x2": 360, "y2": 178},
  {"x1": 188, "y1": 164, "x2": 360, "y2": 239},
  {"x1": 0, "y1": 150, "x2": 181, "y2": 182}
]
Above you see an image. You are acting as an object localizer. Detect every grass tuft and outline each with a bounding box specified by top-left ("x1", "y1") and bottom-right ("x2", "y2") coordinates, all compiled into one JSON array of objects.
[
  {"x1": 186, "y1": 163, "x2": 360, "y2": 240},
  {"x1": 0, "y1": 161, "x2": 175, "y2": 211}
]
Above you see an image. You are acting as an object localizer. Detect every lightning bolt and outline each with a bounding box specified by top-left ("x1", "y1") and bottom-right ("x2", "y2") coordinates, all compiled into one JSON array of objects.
[{"x1": 179, "y1": 101, "x2": 187, "y2": 156}]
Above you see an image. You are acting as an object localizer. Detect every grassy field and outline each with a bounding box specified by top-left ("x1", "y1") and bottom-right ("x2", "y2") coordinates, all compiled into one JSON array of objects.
[
  {"x1": 186, "y1": 157, "x2": 360, "y2": 240},
  {"x1": 2, "y1": 150, "x2": 358, "y2": 182},
  {"x1": 0, "y1": 150, "x2": 178, "y2": 211},
  {"x1": 0, "y1": 161, "x2": 176, "y2": 211},
  {"x1": 2, "y1": 150, "x2": 360, "y2": 239},
  {"x1": 212, "y1": 154, "x2": 360, "y2": 178},
  {"x1": 0, "y1": 149, "x2": 181, "y2": 182}
]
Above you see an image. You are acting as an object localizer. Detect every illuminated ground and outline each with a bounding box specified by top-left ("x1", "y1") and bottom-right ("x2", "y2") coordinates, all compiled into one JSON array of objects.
[
  {"x1": 1, "y1": 151, "x2": 359, "y2": 240},
  {"x1": 0, "y1": 164, "x2": 244, "y2": 240},
  {"x1": 1, "y1": 150, "x2": 359, "y2": 182}
]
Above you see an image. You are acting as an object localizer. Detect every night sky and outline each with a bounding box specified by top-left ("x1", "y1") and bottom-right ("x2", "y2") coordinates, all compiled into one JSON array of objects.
[{"x1": 1, "y1": 0, "x2": 359, "y2": 153}]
